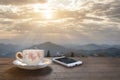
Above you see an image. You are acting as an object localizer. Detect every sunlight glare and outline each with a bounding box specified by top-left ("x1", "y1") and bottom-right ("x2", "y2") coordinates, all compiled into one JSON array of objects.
[
  {"x1": 33, "y1": 4, "x2": 54, "y2": 19},
  {"x1": 33, "y1": 4, "x2": 40, "y2": 12},
  {"x1": 42, "y1": 9, "x2": 53, "y2": 19}
]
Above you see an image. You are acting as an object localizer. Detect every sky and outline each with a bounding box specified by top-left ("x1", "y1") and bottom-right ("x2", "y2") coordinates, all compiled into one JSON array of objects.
[{"x1": 0, "y1": 0, "x2": 120, "y2": 46}]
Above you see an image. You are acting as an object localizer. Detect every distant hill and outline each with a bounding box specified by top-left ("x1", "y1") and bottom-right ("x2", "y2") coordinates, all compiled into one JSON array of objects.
[
  {"x1": 91, "y1": 47, "x2": 120, "y2": 57},
  {"x1": 0, "y1": 43, "x2": 20, "y2": 57},
  {"x1": 71, "y1": 44, "x2": 111, "y2": 50},
  {"x1": 74, "y1": 47, "x2": 120, "y2": 57},
  {"x1": 113, "y1": 45, "x2": 120, "y2": 49},
  {"x1": 28, "y1": 42, "x2": 70, "y2": 56},
  {"x1": 0, "y1": 42, "x2": 120, "y2": 57}
]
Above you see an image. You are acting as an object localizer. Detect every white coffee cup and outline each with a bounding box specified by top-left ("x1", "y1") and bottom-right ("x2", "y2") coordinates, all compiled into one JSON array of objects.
[{"x1": 16, "y1": 49, "x2": 44, "y2": 65}]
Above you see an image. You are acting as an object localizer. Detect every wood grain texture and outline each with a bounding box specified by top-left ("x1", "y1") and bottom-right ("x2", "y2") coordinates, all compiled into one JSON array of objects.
[{"x1": 0, "y1": 57, "x2": 120, "y2": 80}]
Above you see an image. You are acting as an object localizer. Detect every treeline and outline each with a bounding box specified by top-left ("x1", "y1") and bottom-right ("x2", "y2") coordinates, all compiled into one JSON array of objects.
[
  {"x1": 45, "y1": 50, "x2": 120, "y2": 57},
  {"x1": 45, "y1": 50, "x2": 75, "y2": 57}
]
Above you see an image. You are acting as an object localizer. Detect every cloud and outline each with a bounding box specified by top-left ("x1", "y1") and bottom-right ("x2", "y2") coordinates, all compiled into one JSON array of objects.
[
  {"x1": 0, "y1": 0, "x2": 47, "y2": 5},
  {"x1": 0, "y1": 0, "x2": 120, "y2": 45},
  {"x1": 86, "y1": 0, "x2": 120, "y2": 22}
]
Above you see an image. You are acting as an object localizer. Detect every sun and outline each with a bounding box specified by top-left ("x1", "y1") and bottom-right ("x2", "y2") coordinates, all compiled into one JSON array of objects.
[
  {"x1": 42, "y1": 9, "x2": 53, "y2": 19},
  {"x1": 33, "y1": 4, "x2": 54, "y2": 19}
]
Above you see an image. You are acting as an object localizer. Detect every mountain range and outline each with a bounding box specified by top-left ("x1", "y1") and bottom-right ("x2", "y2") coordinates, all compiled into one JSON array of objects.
[
  {"x1": 0, "y1": 43, "x2": 20, "y2": 57},
  {"x1": 0, "y1": 42, "x2": 120, "y2": 57},
  {"x1": 28, "y1": 42, "x2": 69, "y2": 56}
]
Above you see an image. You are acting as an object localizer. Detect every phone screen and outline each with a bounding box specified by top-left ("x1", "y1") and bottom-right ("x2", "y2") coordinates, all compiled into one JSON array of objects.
[{"x1": 55, "y1": 57, "x2": 77, "y2": 64}]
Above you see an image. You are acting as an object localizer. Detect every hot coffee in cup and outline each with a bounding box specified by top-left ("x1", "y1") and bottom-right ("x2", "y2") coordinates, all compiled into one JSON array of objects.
[{"x1": 16, "y1": 49, "x2": 44, "y2": 65}]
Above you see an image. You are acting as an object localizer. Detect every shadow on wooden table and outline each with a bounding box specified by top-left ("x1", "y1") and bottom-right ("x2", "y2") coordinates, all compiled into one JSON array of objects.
[{"x1": 5, "y1": 66, "x2": 52, "y2": 77}]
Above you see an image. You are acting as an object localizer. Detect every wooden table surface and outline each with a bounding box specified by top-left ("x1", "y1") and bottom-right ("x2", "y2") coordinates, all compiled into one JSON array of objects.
[{"x1": 0, "y1": 57, "x2": 120, "y2": 80}]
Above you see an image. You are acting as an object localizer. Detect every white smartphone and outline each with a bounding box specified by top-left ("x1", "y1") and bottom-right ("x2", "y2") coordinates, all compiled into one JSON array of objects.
[{"x1": 52, "y1": 56, "x2": 83, "y2": 67}]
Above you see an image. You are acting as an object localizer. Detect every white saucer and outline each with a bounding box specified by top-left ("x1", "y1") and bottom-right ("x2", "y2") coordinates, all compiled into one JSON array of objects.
[{"x1": 13, "y1": 58, "x2": 52, "y2": 70}]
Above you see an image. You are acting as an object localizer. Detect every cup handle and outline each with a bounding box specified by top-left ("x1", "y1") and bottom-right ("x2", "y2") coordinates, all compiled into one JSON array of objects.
[{"x1": 16, "y1": 52, "x2": 23, "y2": 62}]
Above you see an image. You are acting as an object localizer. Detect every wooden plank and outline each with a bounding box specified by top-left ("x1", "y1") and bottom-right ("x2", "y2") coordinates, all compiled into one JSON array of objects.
[{"x1": 0, "y1": 57, "x2": 120, "y2": 80}]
